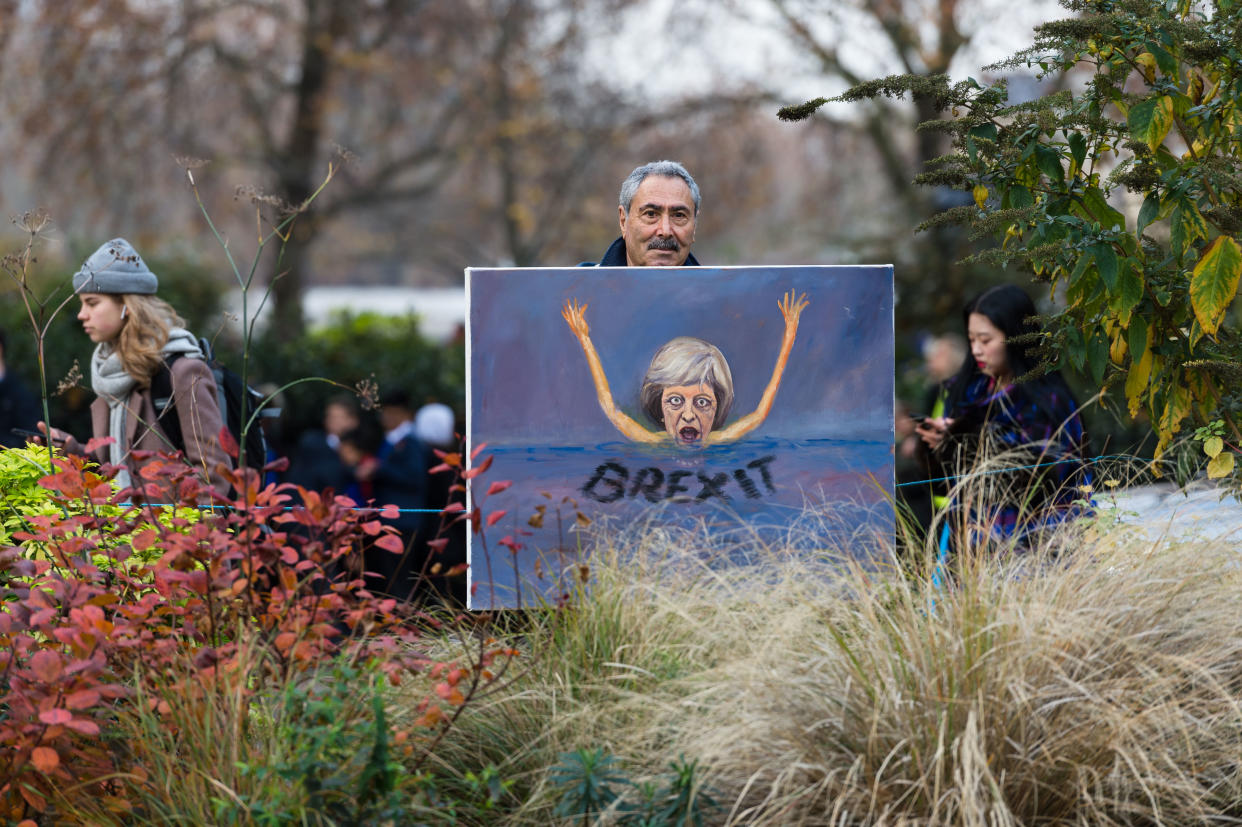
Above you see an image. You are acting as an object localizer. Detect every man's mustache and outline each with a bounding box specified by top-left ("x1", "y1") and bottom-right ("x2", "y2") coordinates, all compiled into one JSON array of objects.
[{"x1": 647, "y1": 237, "x2": 680, "y2": 252}]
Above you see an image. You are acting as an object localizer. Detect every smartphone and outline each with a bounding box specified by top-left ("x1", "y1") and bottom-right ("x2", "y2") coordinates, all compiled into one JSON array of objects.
[
  {"x1": 11, "y1": 427, "x2": 63, "y2": 444},
  {"x1": 908, "y1": 414, "x2": 929, "y2": 425}
]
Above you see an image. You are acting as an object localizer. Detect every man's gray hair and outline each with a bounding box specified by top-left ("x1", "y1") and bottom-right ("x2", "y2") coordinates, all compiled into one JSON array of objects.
[
  {"x1": 619, "y1": 161, "x2": 701, "y2": 215},
  {"x1": 639, "y1": 337, "x2": 733, "y2": 428}
]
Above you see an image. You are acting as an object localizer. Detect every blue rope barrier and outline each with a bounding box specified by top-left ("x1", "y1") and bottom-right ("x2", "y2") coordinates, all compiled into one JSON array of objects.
[
  {"x1": 895, "y1": 453, "x2": 1145, "y2": 490},
  {"x1": 108, "y1": 454, "x2": 1149, "y2": 513},
  {"x1": 114, "y1": 503, "x2": 443, "y2": 514}
]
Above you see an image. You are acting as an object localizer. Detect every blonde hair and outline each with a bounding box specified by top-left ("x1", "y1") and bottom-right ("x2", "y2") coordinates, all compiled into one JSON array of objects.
[
  {"x1": 640, "y1": 337, "x2": 734, "y2": 428},
  {"x1": 113, "y1": 294, "x2": 185, "y2": 387}
]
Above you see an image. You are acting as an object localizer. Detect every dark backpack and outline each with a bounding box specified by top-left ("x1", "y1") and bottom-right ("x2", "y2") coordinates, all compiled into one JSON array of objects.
[{"x1": 151, "y1": 337, "x2": 277, "y2": 471}]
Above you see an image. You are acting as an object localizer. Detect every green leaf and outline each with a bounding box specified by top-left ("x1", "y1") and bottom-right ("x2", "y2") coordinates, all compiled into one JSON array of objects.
[
  {"x1": 1128, "y1": 96, "x2": 1175, "y2": 152},
  {"x1": 1035, "y1": 145, "x2": 1064, "y2": 184},
  {"x1": 1091, "y1": 243, "x2": 1119, "y2": 291},
  {"x1": 1112, "y1": 262, "x2": 1145, "y2": 318},
  {"x1": 1137, "y1": 192, "x2": 1160, "y2": 234},
  {"x1": 1088, "y1": 328, "x2": 1108, "y2": 384},
  {"x1": 969, "y1": 123, "x2": 998, "y2": 143},
  {"x1": 1067, "y1": 253, "x2": 1091, "y2": 286},
  {"x1": 1170, "y1": 198, "x2": 1208, "y2": 256},
  {"x1": 1004, "y1": 184, "x2": 1034, "y2": 209},
  {"x1": 1127, "y1": 315, "x2": 1148, "y2": 363},
  {"x1": 1074, "y1": 186, "x2": 1126, "y2": 231},
  {"x1": 1190, "y1": 235, "x2": 1242, "y2": 336},
  {"x1": 1068, "y1": 132, "x2": 1087, "y2": 171}
]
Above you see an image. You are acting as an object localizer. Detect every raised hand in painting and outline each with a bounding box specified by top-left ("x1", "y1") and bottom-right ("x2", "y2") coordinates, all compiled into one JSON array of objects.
[{"x1": 561, "y1": 298, "x2": 591, "y2": 342}]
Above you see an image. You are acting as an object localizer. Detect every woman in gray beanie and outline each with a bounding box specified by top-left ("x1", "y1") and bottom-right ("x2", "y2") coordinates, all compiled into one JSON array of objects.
[{"x1": 39, "y1": 238, "x2": 230, "y2": 497}]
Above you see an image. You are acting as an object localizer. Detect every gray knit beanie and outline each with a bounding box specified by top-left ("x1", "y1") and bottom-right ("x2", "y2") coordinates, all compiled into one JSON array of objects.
[{"x1": 72, "y1": 238, "x2": 158, "y2": 295}]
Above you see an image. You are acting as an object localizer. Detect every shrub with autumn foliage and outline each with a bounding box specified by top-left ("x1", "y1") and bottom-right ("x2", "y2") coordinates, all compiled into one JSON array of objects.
[{"x1": 0, "y1": 433, "x2": 516, "y2": 823}]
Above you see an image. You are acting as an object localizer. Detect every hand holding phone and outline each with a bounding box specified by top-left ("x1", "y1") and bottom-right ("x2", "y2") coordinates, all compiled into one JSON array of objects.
[{"x1": 13, "y1": 424, "x2": 68, "y2": 446}]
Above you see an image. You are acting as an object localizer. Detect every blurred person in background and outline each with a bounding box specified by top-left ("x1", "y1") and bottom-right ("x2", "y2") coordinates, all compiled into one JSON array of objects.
[
  {"x1": 354, "y1": 389, "x2": 427, "y2": 601},
  {"x1": 414, "y1": 398, "x2": 466, "y2": 606},
  {"x1": 916, "y1": 284, "x2": 1090, "y2": 551},
  {"x1": 0, "y1": 326, "x2": 41, "y2": 449},
  {"x1": 895, "y1": 331, "x2": 969, "y2": 541},
  {"x1": 337, "y1": 425, "x2": 380, "y2": 505},
  {"x1": 287, "y1": 393, "x2": 361, "y2": 493}
]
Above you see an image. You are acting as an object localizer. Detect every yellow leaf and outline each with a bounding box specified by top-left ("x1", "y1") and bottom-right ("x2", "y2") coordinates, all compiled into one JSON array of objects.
[
  {"x1": 1135, "y1": 52, "x2": 1158, "y2": 83},
  {"x1": 1187, "y1": 71, "x2": 1204, "y2": 105},
  {"x1": 1155, "y1": 383, "x2": 1193, "y2": 458},
  {"x1": 1191, "y1": 236, "x2": 1242, "y2": 336},
  {"x1": 1002, "y1": 223, "x2": 1020, "y2": 249},
  {"x1": 1125, "y1": 344, "x2": 1152, "y2": 418},
  {"x1": 973, "y1": 184, "x2": 988, "y2": 208},
  {"x1": 1204, "y1": 435, "x2": 1224, "y2": 459},
  {"x1": 1207, "y1": 451, "x2": 1235, "y2": 479}
]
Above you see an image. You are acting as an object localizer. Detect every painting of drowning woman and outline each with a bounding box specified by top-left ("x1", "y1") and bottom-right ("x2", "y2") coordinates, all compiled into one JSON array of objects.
[{"x1": 561, "y1": 290, "x2": 808, "y2": 448}]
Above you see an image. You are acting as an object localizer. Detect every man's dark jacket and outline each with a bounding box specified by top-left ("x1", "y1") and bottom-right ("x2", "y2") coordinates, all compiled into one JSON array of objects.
[
  {"x1": 0, "y1": 370, "x2": 40, "y2": 449},
  {"x1": 581, "y1": 237, "x2": 702, "y2": 266}
]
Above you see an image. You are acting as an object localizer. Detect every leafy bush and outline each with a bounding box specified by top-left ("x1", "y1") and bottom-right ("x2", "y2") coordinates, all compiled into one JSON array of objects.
[
  {"x1": 0, "y1": 439, "x2": 516, "y2": 823},
  {"x1": 783, "y1": 0, "x2": 1242, "y2": 482},
  {"x1": 215, "y1": 660, "x2": 409, "y2": 825}
]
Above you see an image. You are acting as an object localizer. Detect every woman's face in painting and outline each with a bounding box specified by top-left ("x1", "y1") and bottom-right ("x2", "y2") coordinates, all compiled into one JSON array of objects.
[
  {"x1": 661, "y1": 383, "x2": 717, "y2": 446},
  {"x1": 968, "y1": 312, "x2": 1009, "y2": 380}
]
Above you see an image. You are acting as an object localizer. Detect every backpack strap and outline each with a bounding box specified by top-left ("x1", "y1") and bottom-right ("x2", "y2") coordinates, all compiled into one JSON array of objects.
[{"x1": 151, "y1": 353, "x2": 187, "y2": 455}]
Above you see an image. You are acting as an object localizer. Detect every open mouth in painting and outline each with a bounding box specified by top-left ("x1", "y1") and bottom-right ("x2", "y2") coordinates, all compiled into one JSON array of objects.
[{"x1": 677, "y1": 425, "x2": 702, "y2": 444}]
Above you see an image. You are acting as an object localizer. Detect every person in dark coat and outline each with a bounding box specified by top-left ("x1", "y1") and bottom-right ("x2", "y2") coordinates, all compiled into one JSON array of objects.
[
  {"x1": 0, "y1": 327, "x2": 41, "y2": 449},
  {"x1": 287, "y1": 394, "x2": 361, "y2": 493},
  {"x1": 582, "y1": 160, "x2": 703, "y2": 267},
  {"x1": 355, "y1": 389, "x2": 427, "y2": 601}
]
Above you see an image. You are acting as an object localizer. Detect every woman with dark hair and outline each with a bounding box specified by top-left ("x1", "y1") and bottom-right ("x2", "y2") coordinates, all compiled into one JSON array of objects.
[
  {"x1": 38, "y1": 238, "x2": 230, "y2": 496},
  {"x1": 916, "y1": 284, "x2": 1090, "y2": 544}
]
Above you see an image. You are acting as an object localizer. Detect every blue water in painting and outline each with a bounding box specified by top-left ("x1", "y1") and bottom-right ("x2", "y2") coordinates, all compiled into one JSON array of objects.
[{"x1": 468, "y1": 435, "x2": 894, "y2": 608}]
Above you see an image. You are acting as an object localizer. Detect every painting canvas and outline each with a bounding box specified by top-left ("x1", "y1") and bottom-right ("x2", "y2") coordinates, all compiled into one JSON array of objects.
[{"x1": 466, "y1": 265, "x2": 894, "y2": 609}]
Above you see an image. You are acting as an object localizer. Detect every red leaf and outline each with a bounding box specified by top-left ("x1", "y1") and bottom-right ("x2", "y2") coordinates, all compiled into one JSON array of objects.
[
  {"x1": 64, "y1": 717, "x2": 101, "y2": 735},
  {"x1": 486, "y1": 480, "x2": 512, "y2": 496},
  {"x1": 426, "y1": 538, "x2": 450, "y2": 554},
  {"x1": 29, "y1": 650, "x2": 64, "y2": 683},
  {"x1": 374, "y1": 534, "x2": 403, "y2": 554},
  {"x1": 429, "y1": 463, "x2": 451, "y2": 474},
  {"x1": 83, "y1": 436, "x2": 116, "y2": 455},
  {"x1": 64, "y1": 689, "x2": 102, "y2": 710},
  {"x1": 485, "y1": 510, "x2": 507, "y2": 528},
  {"x1": 442, "y1": 502, "x2": 465, "y2": 514},
  {"x1": 30, "y1": 746, "x2": 59, "y2": 774},
  {"x1": 470, "y1": 442, "x2": 489, "y2": 460},
  {"x1": 19, "y1": 784, "x2": 46, "y2": 812},
  {"x1": 39, "y1": 708, "x2": 72, "y2": 725},
  {"x1": 218, "y1": 425, "x2": 240, "y2": 460}
]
